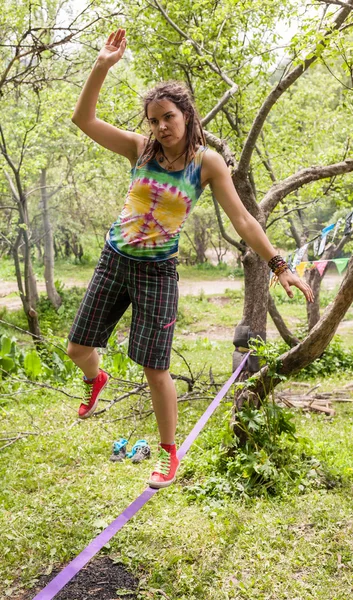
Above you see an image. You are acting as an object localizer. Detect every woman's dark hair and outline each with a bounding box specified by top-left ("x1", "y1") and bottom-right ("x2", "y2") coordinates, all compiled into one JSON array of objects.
[{"x1": 138, "y1": 81, "x2": 206, "y2": 168}]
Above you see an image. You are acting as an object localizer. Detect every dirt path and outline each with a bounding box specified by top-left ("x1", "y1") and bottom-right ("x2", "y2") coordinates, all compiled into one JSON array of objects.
[
  {"x1": 180, "y1": 320, "x2": 352, "y2": 342},
  {"x1": 0, "y1": 273, "x2": 344, "y2": 312},
  {"x1": 0, "y1": 278, "x2": 245, "y2": 311}
]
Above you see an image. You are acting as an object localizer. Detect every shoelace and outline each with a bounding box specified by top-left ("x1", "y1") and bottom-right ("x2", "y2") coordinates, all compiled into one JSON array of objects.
[
  {"x1": 153, "y1": 447, "x2": 171, "y2": 475},
  {"x1": 126, "y1": 439, "x2": 149, "y2": 458},
  {"x1": 113, "y1": 438, "x2": 128, "y2": 454},
  {"x1": 81, "y1": 380, "x2": 93, "y2": 406}
]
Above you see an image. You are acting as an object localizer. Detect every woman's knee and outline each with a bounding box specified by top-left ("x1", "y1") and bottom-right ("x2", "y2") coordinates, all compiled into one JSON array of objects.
[
  {"x1": 144, "y1": 366, "x2": 170, "y2": 387},
  {"x1": 67, "y1": 341, "x2": 94, "y2": 361}
]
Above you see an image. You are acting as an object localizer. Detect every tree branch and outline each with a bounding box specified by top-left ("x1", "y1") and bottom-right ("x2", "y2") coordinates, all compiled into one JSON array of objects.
[
  {"x1": 318, "y1": 0, "x2": 353, "y2": 8},
  {"x1": 201, "y1": 84, "x2": 238, "y2": 126},
  {"x1": 267, "y1": 198, "x2": 320, "y2": 228},
  {"x1": 249, "y1": 255, "x2": 353, "y2": 399},
  {"x1": 212, "y1": 194, "x2": 246, "y2": 252},
  {"x1": 260, "y1": 159, "x2": 353, "y2": 218},
  {"x1": 0, "y1": 9, "x2": 124, "y2": 92},
  {"x1": 268, "y1": 294, "x2": 300, "y2": 347},
  {"x1": 237, "y1": 2, "x2": 353, "y2": 175},
  {"x1": 203, "y1": 130, "x2": 237, "y2": 168},
  {"x1": 151, "y1": 0, "x2": 238, "y2": 89}
]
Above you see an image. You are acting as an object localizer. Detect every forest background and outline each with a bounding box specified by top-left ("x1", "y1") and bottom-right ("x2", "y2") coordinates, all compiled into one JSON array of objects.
[{"x1": 1, "y1": 1, "x2": 353, "y2": 599}]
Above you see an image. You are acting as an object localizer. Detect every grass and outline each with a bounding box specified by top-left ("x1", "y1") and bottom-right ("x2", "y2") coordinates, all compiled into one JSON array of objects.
[
  {"x1": 0, "y1": 255, "x2": 241, "y2": 285},
  {"x1": 1, "y1": 258, "x2": 353, "y2": 599},
  {"x1": 1, "y1": 339, "x2": 353, "y2": 599}
]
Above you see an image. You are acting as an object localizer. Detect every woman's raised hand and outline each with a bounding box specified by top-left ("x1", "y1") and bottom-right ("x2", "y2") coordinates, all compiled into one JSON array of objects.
[
  {"x1": 97, "y1": 29, "x2": 127, "y2": 68},
  {"x1": 277, "y1": 269, "x2": 314, "y2": 303}
]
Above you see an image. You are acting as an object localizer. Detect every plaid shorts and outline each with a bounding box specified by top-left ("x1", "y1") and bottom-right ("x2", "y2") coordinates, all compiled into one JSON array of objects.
[{"x1": 68, "y1": 243, "x2": 179, "y2": 370}]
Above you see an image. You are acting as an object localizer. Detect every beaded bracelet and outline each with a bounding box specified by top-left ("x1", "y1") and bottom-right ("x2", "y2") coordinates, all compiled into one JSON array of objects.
[
  {"x1": 268, "y1": 255, "x2": 289, "y2": 287},
  {"x1": 268, "y1": 255, "x2": 287, "y2": 272}
]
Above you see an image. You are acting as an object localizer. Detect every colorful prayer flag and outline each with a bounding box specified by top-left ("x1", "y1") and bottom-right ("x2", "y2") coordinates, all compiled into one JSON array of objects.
[
  {"x1": 296, "y1": 262, "x2": 307, "y2": 278},
  {"x1": 314, "y1": 260, "x2": 328, "y2": 276},
  {"x1": 335, "y1": 258, "x2": 349, "y2": 274}
]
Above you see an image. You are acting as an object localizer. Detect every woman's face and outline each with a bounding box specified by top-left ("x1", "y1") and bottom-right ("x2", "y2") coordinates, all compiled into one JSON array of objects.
[{"x1": 147, "y1": 99, "x2": 188, "y2": 148}]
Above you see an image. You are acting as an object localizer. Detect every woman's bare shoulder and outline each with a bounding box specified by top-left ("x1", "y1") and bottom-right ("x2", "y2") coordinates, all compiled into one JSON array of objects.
[{"x1": 201, "y1": 148, "x2": 228, "y2": 176}]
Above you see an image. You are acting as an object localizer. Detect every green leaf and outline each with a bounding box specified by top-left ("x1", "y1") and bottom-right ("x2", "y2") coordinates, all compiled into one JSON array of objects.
[
  {"x1": 0, "y1": 356, "x2": 15, "y2": 372},
  {"x1": 0, "y1": 336, "x2": 12, "y2": 357},
  {"x1": 24, "y1": 350, "x2": 42, "y2": 379}
]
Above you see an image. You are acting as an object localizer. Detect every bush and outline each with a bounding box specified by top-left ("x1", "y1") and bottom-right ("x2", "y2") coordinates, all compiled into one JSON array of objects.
[
  {"x1": 36, "y1": 286, "x2": 85, "y2": 336},
  {"x1": 0, "y1": 333, "x2": 77, "y2": 385},
  {"x1": 182, "y1": 399, "x2": 336, "y2": 503},
  {"x1": 182, "y1": 339, "x2": 341, "y2": 503},
  {"x1": 267, "y1": 336, "x2": 353, "y2": 378},
  {"x1": 299, "y1": 336, "x2": 353, "y2": 378}
]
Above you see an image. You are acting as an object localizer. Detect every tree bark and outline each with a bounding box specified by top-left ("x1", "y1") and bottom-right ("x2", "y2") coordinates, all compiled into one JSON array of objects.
[
  {"x1": 40, "y1": 169, "x2": 62, "y2": 309},
  {"x1": 244, "y1": 255, "x2": 353, "y2": 401},
  {"x1": 306, "y1": 267, "x2": 323, "y2": 330},
  {"x1": 3, "y1": 169, "x2": 41, "y2": 343},
  {"x1": 268, "y1": 294, "x2": 300, "y2": 347}
]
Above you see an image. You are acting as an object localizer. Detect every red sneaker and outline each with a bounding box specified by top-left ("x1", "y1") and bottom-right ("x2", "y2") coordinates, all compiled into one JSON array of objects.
[
  {"x1": 147, "y1": 445, "x2": 180, "y2": 489},
  {"x1": 78, "y1": 370, "x2": 109, "y2": 419}
]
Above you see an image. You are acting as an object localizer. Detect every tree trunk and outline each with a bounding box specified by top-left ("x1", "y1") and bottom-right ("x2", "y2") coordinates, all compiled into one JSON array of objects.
[
  {"x1": 28, "y1": 258, "x2": 39, "y2": 307},
  {"x1": 40, "y1": 169, "x2": 62, "y2": 309},
  {"x1": 306, "y1": 267, "x2": 323, "y2": 330},
  {"x1": 243, "y1": 255, "x2": 353, "y2": 402},
  {"x1": 268, "y1": 294, "x2": 300, "y2": 347},
  {"x1": 3, "y1": 169, "x2": 42, "y2": 344}
]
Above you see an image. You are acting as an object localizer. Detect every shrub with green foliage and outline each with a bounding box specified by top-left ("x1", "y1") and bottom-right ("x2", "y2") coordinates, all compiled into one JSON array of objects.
[
  {"x1": 266, "y1": 336, "x2": 353, "y2": 378},
  {"x1": 299, "y1": 336, "x2": 353, "y2": 378},
  {"x1": 182, "y1": 338, "x2": 340, "y2": 502},
  {"x1": 0, "y1": 333, "x2": 77, "y2": 384},
  {"x1": 182, "y1": 403, "x2": 335, "y2": 503},
  {"x1": 36, "y1": 285, "x2": 85, "y2": 336}
]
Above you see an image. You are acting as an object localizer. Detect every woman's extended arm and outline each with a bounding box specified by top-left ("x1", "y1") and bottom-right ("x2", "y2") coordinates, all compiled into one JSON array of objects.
[
  {"x1": 72, "y1": 29, "x2": 145, "y2": 164},
  {"x1": 203, "y1": 150, "x2": 314, "y2": 302}
]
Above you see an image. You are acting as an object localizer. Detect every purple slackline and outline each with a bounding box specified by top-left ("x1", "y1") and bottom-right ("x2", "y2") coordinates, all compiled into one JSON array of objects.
[{"x1": 32, "y1": 352, "x2": 250, "y2": 600}]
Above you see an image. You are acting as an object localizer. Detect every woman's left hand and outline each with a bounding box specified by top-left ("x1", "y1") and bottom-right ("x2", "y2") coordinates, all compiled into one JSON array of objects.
[{"x1": 277, "y1": 269, "x2": 314, "y2": 303}]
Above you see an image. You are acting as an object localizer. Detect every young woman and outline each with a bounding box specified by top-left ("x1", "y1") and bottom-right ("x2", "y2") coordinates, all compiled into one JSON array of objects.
[{"x1": 68, "y1": 29, "x2": 314, "y2": 489}]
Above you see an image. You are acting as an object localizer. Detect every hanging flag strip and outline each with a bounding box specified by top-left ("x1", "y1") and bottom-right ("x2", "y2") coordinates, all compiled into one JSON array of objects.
[
  {"x1": 294, "y1": 257, "x2": 350, "y2": 277},
  {"x1": 289, "y1": 210, "x2": 353, "y2": 264}
]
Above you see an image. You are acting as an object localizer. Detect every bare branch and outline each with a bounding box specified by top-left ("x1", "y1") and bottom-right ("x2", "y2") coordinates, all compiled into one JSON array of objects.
[
  {"x1": 268, "y1": 294, "x2": 300, "y2": 347},
  {"x1": 255, "y1": 131, "x2": 277, "y2": 183},
  {"x1": 267, "y1": 198, "x2": 320, "y2": 228},
  {"x1": 203, "y1": 130, "x2": 237, "y2": 168},
  {"x1": 0, "y1": 9, "x2": 124, "y2": 92},
  {"x1": 18, "y1": 98, "x2": 41, "y2": 171},
  {"x1": 212, "y1": 194, "x2": 246, "y2": 252},
  {"x1": 318, "y1": 0, "x2": 353, "y2": 9},
  {"x1": 201, "y1": 85, "x2": 238, "y2": 126},
  {"x1": 3, "y1": 170, "x2": 20, "y2": 202},
  {"x1": 260, "y1": 159, "x2": 353, "y2": 218},
  {"x1": 0, "y1": 431, "x2": 41, "y2": 451}
]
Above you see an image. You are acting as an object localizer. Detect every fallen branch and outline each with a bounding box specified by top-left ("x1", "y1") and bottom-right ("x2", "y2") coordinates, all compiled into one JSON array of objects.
[
  {"x1": 0, "y1": 430, "x2": 41, "y2": 451},
  {"x1": 275, "y1": 385, "x2": 353, "y2": 416}
]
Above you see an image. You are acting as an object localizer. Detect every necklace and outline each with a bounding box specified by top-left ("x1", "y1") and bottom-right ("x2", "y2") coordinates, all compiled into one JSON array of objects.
[{"x1": 158, "y1": 148, "x2": 186, "y2": 171}]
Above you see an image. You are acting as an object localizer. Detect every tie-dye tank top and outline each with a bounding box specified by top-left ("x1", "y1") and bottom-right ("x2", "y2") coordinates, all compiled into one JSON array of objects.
[{"x1": 108, "y1": 146, "x2": 207, "y2": 261}]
